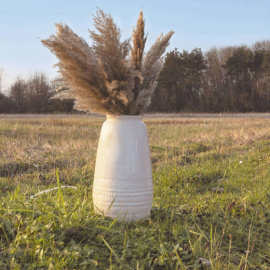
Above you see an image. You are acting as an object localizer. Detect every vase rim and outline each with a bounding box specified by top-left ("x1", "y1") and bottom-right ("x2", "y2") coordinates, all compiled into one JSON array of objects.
[{"x1": 106, "y1": 115, "x2": 142, "y2": 120}]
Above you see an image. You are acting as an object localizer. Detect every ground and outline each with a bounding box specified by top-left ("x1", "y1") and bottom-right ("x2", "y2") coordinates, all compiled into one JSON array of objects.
[{"x1": 0, "y1": 114, "x2": 270, "y2": 269}]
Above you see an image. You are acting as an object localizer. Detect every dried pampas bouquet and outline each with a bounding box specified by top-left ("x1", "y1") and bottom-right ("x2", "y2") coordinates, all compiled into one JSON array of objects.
[{"x1": 42, "y1": 9, "x2": 173, "y2": 115}]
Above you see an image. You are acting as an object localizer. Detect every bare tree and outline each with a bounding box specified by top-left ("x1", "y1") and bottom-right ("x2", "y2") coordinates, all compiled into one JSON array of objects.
[
  {"x1": 201, "y1": 46, "x2": 235, "y2": 111},
  {"x1": 10, "y1": 77, "x2": 27, "y2": 113},
  {"x1": 252, "y1": 40, "x2": 270, "y2": 52},
  {"x1": 26, "y1": 72, "x2": 52, "y2": 113},
  {"x1": 0, "y1": 68, "x2": 4, "y2": 93}
]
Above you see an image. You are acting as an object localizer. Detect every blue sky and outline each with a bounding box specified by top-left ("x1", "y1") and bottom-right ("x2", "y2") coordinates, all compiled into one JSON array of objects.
[{"x1": 0, "y1": 0, "x2": 269, "y2": 92}]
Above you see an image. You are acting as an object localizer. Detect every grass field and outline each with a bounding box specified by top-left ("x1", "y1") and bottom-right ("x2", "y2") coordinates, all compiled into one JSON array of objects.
[{"x1": 0, "y1": 115, "x2": 270, "y2": 269}]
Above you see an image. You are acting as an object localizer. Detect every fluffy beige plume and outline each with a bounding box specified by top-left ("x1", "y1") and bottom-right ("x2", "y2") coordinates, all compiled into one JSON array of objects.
[
  {"x1": 89, "y1": 9, "x2": 131, "y2": 83},
  {"x1": 131, "y1": 10, "x2": 147, "y2": 70},
  {"x1": 142, "y1": 31, "x2": 174, "y2": 77},
  {"x1": 42, "y1": 9, "x2": 173, "y2": 115},
  {"x1": 42, "y1": 23, "x2": 116, "y2": 114},
  {"x1": 138, "y1": 31, "x2": 174, "y2": 112}
]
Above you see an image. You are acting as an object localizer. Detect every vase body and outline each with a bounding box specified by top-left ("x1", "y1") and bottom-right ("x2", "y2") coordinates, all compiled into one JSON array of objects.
[{"x1": 93, "y1": 115, "x2": 153, "y2": 221}]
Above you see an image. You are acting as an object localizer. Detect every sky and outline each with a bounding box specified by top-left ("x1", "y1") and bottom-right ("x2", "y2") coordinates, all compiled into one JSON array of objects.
[{"x1": 0, "y1": 0, "x2": 270, "y2": 93}]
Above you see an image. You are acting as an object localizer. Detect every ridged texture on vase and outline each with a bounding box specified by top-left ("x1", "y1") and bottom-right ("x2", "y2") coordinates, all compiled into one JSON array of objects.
[{"x1": 93, "y1": 115, "x2": 153, "y2": 221}]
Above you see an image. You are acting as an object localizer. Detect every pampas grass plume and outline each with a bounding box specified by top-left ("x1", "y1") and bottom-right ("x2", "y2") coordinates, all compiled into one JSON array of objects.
[{"x1": 42, "y1": 9, "x2": 173, "y2": 115}]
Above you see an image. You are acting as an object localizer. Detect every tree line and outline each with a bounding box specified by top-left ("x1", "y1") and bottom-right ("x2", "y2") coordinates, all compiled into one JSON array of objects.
[
  {"x1": 1, "y1": 40, "x2": 270, "y2": 114},
  {"x1": 0, "y1": 72, "x2": 74, "y2": 114},
  {"x1": 149, "y1": 40, "x2": 270, "y2": 112}
]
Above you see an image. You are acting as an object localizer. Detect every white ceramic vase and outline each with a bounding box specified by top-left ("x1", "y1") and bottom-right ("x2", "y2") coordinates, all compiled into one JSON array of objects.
[{"x1": 92, "y1": 115, "x2": 153, "y2": 222}]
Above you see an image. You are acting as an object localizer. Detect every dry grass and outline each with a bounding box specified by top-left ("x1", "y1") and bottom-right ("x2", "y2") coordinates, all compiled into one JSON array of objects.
[
  {"x1": 0, "y1": 117, "x2": 102, "y2": 189},
  {"x1": 1, "y1": 116, "x2": 269, "y2": 186},
  {"x1": 146, "y1": 117, "x2": 270, "y2": 146}
]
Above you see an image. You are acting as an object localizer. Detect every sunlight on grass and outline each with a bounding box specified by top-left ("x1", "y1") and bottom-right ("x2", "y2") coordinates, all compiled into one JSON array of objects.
[{"x1": 0, "y1": 116, "x2": 270, "y2": 269}]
